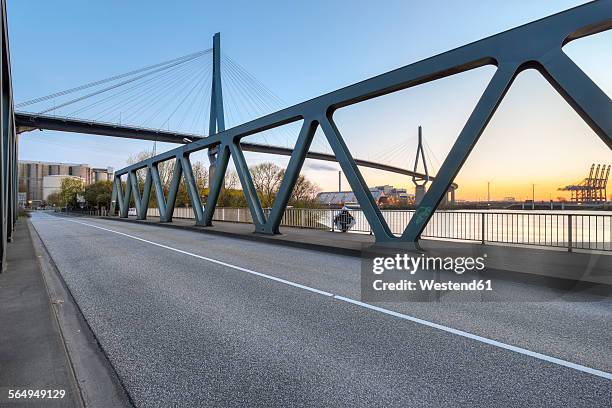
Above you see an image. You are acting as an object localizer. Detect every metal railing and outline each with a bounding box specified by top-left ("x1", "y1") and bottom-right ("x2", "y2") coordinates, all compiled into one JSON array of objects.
[
  {"x1": 61, "y1": 208, "x2": 109, "y2": 217},
  {"x1": 144, "y1": 207, "x2": 611, "y2": 252}
]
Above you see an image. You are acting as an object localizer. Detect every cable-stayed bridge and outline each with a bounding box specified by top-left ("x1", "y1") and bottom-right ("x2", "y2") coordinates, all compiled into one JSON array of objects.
[{"x1": 14, "y1": 41, "x2": 440, "y2": 184}]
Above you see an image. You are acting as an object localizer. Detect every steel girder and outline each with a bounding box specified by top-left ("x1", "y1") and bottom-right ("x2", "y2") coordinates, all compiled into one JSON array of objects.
[
  {"x1": 0, "y1": 0, "x2": 18, "y2": 271},
  {"x1": 112, "y1": 1, "x2": 612, "y2": 245},
  {"x1": 13, "y1": 113, "x2": 443, "y2": 185}
]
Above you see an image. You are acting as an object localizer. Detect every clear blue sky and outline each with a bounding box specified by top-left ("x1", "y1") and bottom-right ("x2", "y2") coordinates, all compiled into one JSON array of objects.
[{"x1": 8, "y1": 0, "x2": 611, "y2": 199}]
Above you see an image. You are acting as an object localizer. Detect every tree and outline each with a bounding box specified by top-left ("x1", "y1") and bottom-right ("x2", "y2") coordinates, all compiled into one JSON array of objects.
[
  {"x1": 127, "y1": 149, "x2": 209, "y2": 208},
  {"x1": 127, "y1": 149, "x2": 174, "y2": 187},
  {"x1": 244, "y1": 162, "x2": 320, "y2": 208},
  {"x1": 249, "y1": 162, "x2": 284, "y2": 208},
  {"x1": 287, "y1": 173, "x2": 319, "y2": 207},
  {"x1": 224, "y1": 170, "x2": 240, "y2": 190},
  {"x1": 46, "y1": 192, "x2": 63, "y2": 207},
  {"x1": 124, "y1": 152, "x2": 321, "y2": 210},
  {"x1": 59, "y1": 177, "x2": 85, "y2": 208},
  {"x1": 192, "y1": 161, "x2": 208, "y2": 192},
  {"x1": 84, "y1": 180, "x2": 113, "y2": 209}
]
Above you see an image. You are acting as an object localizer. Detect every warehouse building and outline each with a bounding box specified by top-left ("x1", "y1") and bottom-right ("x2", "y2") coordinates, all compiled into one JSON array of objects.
[{"x1": 18, "y1": 160, "x2": 113, "y2": 207}]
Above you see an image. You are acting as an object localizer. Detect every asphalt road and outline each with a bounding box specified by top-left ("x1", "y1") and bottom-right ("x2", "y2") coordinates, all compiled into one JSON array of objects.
[{"x1": 30, "y1": 212, "x2": 612, "y2": 407}]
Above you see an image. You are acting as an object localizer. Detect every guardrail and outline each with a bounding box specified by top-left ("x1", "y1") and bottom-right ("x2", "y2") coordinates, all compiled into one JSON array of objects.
[
  {"x1": 59, "y1": 208, "x2": 109, "y2": 217},
  {"x1": 144, "y1": 207, "x2": 611, "y2": 252}
]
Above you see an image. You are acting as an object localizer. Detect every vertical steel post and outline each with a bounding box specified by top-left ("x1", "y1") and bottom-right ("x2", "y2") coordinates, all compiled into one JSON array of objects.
[
  {"x1": 567, "y1": 214, "x2": 573, "y2": 253},
  {"x1": 0, "y1": 16, "x2": 4, "y2": 272},
  {"x1": 481, "y1": 212, "x2": 485, "y2": 245},
  {"x1": 1, "y1": 58, "x2": 9, "y2": 267}
]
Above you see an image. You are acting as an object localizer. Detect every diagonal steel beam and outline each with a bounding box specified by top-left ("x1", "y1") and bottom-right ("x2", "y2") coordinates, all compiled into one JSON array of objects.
[
  {"x1": 201, "y1": 144, "x2": 230, "y2": 226},
  {"x1": 402, "y1": 65, "x2": 518, "y2": 242},
  {"x1": 158, "y1": 158, "x2": 182, "y2": 222},
  {"x1": 128, "y1": 171, "x2": 141, "y2": 216},
  {"x1": 402, "y1": 65, "x2": 518, "y2": 243},
  {"x1": 110, "y1": 177, "x2": 118, "y2": 215},
  {"x1": 180, "y1": 154, "x2": 204, "y2": 223},
  {"x1": 229, "y1": 142, "x2": 266, "y2": 229},
  {"x1": 320, "y1": 115, "x2": 395, "y2": 241},
  {"x1": 141, "y1": 166, "x2": 153, "y2": 218},
  {"x1": 129, "y1": 168, "x2": 152, "y2": 220},
  {"x1": 540, "y1": 50, "x2": 612, "y2": 149},
  {"x1": 262, "y1": 119, "x2": 317, "y2": 234},
  {"x1": 115, "y1": 175, "x2": 132, "y2": 218},
  {"x1": 150, "y1": 163, "x2": 166, "y2": 218}
]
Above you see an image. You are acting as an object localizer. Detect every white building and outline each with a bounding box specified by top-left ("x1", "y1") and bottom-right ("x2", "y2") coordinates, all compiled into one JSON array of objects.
[{"x1": 42, "y1": 175, "x2": 84, "y2": 201}]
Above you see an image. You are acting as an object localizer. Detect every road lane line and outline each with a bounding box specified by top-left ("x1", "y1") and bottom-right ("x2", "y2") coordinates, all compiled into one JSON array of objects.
[{"x1": 54, "y1": 215, "x2": 612, "y2": 381}]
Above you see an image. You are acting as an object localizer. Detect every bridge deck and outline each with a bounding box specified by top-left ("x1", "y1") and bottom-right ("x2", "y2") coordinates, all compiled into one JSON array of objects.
[{"x1": 28, "y1": 212, "x2": 612, "y2": 407}]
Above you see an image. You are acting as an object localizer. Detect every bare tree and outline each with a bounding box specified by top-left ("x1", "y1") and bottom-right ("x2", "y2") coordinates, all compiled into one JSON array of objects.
[
  {"x1": 127, "y1": 149, "x2": 174, "y2": 187},
  {"x1": 288, "y1": 173, "x2": 319, "y2": 206},
  {"x1": 224, "y1": 170, "x2": 240, "y2": 190},
  {"x1": 192, "y1": 161, "x2": 208, "y2": 192},
  {"x1": 126, "y1": 149, "x2": 208, "y2": 207},
  {"x1": 124, "y1": 154, "x2": 319, "y2": 209},
  {"x1": 249, "y1": 162, "x2": 284, "y2": 207}
]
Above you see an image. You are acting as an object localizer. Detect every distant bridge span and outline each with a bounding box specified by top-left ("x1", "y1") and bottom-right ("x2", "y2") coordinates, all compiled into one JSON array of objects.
[{"x1": 15, "y1": 112, "x2": 457, "y2": 188}]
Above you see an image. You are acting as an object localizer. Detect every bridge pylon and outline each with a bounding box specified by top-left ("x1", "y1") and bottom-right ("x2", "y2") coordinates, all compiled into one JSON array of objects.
[
  {"x1": 412, "y1": 126, "x2": 429, "y2": 205},
  {"x1": 208, "y1": 32, "x2": 225, "y2": 187}
]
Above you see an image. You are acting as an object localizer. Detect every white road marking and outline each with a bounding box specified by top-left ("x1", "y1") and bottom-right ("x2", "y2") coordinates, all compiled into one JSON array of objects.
[{"x1": 53, "y1": 215, "x2": 612, "y2": 381}]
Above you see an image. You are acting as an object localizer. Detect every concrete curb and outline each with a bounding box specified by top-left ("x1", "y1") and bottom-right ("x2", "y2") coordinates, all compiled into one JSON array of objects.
[{"x1": 28, "y1": 219, "x2": 134, "y2": 407}]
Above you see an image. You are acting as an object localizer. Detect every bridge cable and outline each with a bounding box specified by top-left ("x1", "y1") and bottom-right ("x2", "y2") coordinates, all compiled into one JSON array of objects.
[
  {"x1": 159, "y1": 63, "x2": 213, "y2": 130},
  {"x1": 68, "y1": 56, "x2": 202, "y2": 119},
  {"x1": 222, "y1": 54, "x2": 327, "y2": 152},
  {"x1": 16, "y1": 49, "x2": 211, "y2": 109},
  {"x1": 177, "y1": 67, "x2": 212, "y2": 131},
  {"x1": 117, "y1": 60, "x2": 206, "y2": 126},
  {"x1": 35, "y1": 51, "x2": 211, "y2": 115},
  {"x1": 138, "y1": 62, "x2": 210, "y2": 129}
]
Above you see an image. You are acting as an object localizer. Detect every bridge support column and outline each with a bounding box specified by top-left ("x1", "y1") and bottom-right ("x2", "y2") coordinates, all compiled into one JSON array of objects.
[
  {"x1": 415, "y1": 185, "x2": 426, "y2": 205},
  {"x1": 207, "y1": 32, "x2": 225, "y2": 188}
]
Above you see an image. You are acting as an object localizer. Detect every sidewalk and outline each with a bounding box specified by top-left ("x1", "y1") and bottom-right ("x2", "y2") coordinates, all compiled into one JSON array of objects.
[
  {"x1": 0, "y1": 219, "x2": 82, "y2": 407},
  {"x1": 0, "y1": 218, "x2": 131, "y2": 407}
]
